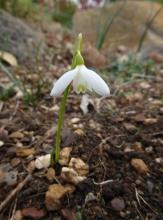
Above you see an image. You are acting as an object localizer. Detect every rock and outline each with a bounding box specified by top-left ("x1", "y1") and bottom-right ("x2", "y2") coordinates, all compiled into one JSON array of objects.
[
  {"x1": 82, "y1": 42, "x2": 107, "y2": 68},
  {"x1": 69, "y1": 158, "x2": 89, "y2": 176},
  {"x1": 0, "y1": 140, "x2": 4, "y2": 147},
  {"x1": 70, "y1": 118, "x2": 80, "y2": 124},
  {"x1": 16, "y1": 147, "x2": 35, "y2": 157},
  {"x1": 143, "y1": 118, "x2": 158, "y2": 125},
  {"x1": 139, "y1": 82, "x2": 151, "y2": 89},
  {"x1": 73, "y1": 1, "x2": 163, "y2": 55},
  {"x1": 46, "y1": 167, "x2": 56, "y2": 181},
  {"x1": 147, "y1": 180, "x2": 154, "y2": 193},
  {"x1": 0, "y1": 9, "x2": 46, "y2": 66},
  {"x1": 45, "y1": 184, "x2": 75, "y2": 210},
  {"x1": 111, "y1": 198, "x2": 125, "y2": 211},
  {"x1": 0, "y1": 169, "x2": 18, "y2": 186},
  {"x1": 145, "y1": 146, "x2": 153, "y2": 153},
  {"x1": 74, "y1": 128, "x2": 85, "y2": 136},
  {"x1": 35, "y1": 154, "x2": 50, "y2": 169},
  {"x1": 59, "y1": 147, "x2": 72, "y2": 166},
  {"x1": 131, "y1": 158, "x2": 149, "y2": 175},
  {"x1": 22, "y1": 207, "x2": 46, "y2": 219},
  {"x1": 61, "y1": 167, "x2": 86, "y2": 185},
  {"x1": 155, "y1": 158, "x2": 163, "y2": 164}
]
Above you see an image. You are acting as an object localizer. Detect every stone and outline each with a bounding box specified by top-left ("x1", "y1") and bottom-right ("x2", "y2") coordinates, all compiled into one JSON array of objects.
[
  {"x1": 22, "y1": 207, "x2": 46, "y2": 219},
  {"x1": 69, "y1": 158, "x2": 89, "y2": 176},
  {"x1": 35, "y1": 154, "x2": 50, "y2": 169},
  {"x1": 0, "y1": 9, "x2": 47, "y2": 66},
  {"x1": 46, "y1": 168, "x2": 56, "y2": 181},
  {"x1": 73, "y1": 1, "x2": 163, "y2": 57},
  {"x1": 59, "y1": 147, "x2": 72, "y2": 166},
  {"x1": 131, "y1": 158, "x2": 149, "y2": 175},
  {"x1": 45, "y1": 184, "x2": 75, "y2": 210},
  {"x1": 111, "y1": 198, "x2": 125, "y2": 211},
  {"x1": 61, "y1": 167, "x2": 86, "y2": 185}
]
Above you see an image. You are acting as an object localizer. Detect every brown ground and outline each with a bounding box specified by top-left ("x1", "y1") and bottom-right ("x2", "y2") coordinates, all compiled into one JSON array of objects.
[{"x1": 0, "y1": 49, "x2": 163, "y2": 220}]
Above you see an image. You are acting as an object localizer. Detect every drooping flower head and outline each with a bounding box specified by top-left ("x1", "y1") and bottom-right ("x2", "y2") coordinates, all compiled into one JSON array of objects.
[{"x1": 50, "y1": 34, "x2": 110, "y2": 97}]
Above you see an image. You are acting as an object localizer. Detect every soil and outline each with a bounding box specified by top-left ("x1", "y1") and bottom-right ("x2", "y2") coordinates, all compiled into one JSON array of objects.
[
  {"x1": 0, "y1": 4, "x2": 163, "y2": 220},
  {"x1": 0, "y1": 58, "x2": 163, "y2": 220}
]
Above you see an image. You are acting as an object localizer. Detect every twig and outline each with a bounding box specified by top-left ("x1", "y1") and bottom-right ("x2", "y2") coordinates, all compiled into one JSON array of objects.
[
  {"x1": 9, "y1": 198, "x2": 17, "y2": 220},
  {"x1": 93, "y1": 179, "x2": 114, "y2": 186},
  {"x1": 135, "y1": 188, "x2": 158, "y2": 215},
  {"x1": 133, "y1": 201, "x2": 144, "y2": 220},
  {"x1": 9, "y1": 100, "x2": 20, "y2": 121},
  {"x1": 0, "y1": 173, "x2": 31, "y2": 213}
]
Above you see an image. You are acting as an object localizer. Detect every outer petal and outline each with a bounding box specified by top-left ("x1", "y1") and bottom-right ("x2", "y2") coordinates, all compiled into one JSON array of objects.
[
  {"x1": 79, "y1": 65, "x2": 110, "y2": 96},
  {"x1": 50, "y1": 68, "x2": 77, "y2": 97}
]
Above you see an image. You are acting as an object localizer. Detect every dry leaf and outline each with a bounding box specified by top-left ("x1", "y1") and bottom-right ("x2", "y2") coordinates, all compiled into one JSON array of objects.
[
  {"x1": 10, "y1": 158, "x2": 21, "y2": 167},
  {"x1": 10, "y1": 131, "x2": 24, "y2": 139},
  {"x1": 0, "y1": 50, "x2": 18, "y2": 67},
  {"x1": 16, "y1": 147, "x2": 35, "y2": 157},
  {"x1": 61, "y1": 208, "x2": 77, "y2": 220}
]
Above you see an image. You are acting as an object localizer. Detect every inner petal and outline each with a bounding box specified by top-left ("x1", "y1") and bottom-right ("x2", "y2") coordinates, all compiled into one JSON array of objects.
[{"x1": 73, "y1": 70, "x2": 88, "y2": 93}]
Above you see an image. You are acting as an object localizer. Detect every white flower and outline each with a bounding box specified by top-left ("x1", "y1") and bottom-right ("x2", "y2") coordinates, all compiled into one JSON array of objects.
[{"x1": 50, "y1": 65, "x2": 110, "y2": 97}]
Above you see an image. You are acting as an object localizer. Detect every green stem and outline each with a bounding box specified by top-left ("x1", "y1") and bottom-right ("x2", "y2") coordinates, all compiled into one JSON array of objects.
[
  {"x1": 50, "y1": 33, "x2": 83, "y2": 165},
  {"x1": 51, "y1": 85, "x2": 70, "y2": 164}
]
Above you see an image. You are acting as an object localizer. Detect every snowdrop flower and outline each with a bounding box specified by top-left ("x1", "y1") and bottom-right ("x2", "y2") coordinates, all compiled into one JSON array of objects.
[{"x1": 50, "y1": 64, "x2": 110, "y2": 97}]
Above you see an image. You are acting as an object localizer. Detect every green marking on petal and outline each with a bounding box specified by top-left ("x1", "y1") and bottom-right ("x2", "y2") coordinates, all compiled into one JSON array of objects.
[{"x1": 77, "y1": 84, "x2": 86, "y2": 93}]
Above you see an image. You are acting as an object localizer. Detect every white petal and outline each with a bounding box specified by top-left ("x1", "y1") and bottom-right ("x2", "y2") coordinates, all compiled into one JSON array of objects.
[
  {"x1": 50, "y1": 69, "x2": 77, "y2": 97},
  {"x1": 73, "y1": 66, "x2": 87, "y2": 93},
  {"x1": 79, "y1": 65, "x2": 110, "y2": 96}
]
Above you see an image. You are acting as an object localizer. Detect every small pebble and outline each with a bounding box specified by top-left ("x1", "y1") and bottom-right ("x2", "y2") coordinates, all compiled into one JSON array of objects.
[
  {"x1": 147, "y1": 180, "x2": 154, "y2": 193},
  {"x1": 111, "y1": 198, "x2": 125, "y2": 211},
  {"x1": 71, "y1": 117, "x2": 80, "y2": 124},
  {"x1": 145, "y1": 146, "x2": 153, "y2": 153}
]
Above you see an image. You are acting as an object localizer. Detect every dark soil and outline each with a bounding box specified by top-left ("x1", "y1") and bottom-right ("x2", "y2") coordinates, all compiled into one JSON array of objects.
[{"x1": 0, "y1": 60, "x2": 163, "y2": 220}]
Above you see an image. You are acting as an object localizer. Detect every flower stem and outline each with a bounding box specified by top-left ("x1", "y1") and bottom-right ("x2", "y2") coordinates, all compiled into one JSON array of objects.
[
  {"x1": 51, "y1": 33, "x2": 83, "y2": 165},
  {"x1": 51, "y1": 85, "x2": 70, "y2": 165}
]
